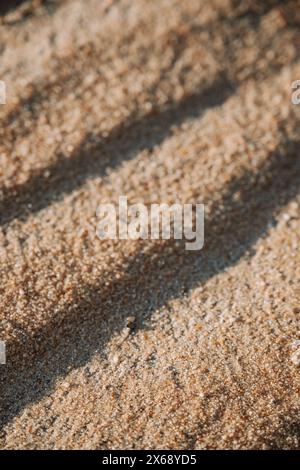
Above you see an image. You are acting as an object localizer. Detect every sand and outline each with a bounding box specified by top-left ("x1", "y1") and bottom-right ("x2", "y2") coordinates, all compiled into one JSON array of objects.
[{"x1": 0, "y1": 0, "x2": 300, "y2": 449}]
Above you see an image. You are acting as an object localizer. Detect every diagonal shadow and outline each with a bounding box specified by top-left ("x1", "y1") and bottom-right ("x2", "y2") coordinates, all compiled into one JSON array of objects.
[
  {"x1": 0, "y1": 0, "x2": 281, "y2": 127},
  {"x1": 0, "y1": 1, "x2": 27, "y2": 15},
  {"x1": 0, "y1": 0, "x2": 56, "y2": 18},
  {"x1": 1, "y1": 0, "x2": 297, "y2": 227},
  {"x1": 0, "y1": 131, "x2": 299, "y2": 430},
  {"x1": 0, "y1": 77, "x2": 235, "y2": 226}
]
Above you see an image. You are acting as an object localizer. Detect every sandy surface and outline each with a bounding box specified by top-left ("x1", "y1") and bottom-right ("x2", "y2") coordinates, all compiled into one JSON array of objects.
[{"x1": 0, "y1": 0, "x2": 300, "y2": 449}]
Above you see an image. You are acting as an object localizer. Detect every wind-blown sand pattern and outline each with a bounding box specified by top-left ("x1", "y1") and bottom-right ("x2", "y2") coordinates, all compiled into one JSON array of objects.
[{"x1": 0, "y1": 0, "x2": 300, "y2": 449}]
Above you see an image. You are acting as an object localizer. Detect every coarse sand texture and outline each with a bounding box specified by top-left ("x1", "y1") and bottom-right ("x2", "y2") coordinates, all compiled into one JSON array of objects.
[{"x1": 0, "y1": 0, "x2": 300, "y2": 449}]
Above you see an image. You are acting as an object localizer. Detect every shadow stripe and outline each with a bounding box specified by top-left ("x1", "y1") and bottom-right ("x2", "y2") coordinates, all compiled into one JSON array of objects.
[
  {"x1": 0, "y1": 77, "x2": 235, "y2": 226},
  {"x1": 0, "y1": 128, "x2": 299, "y2": 429},
  {"x1": 0, "y1": 0, "x2": 296, "y2": 226}
]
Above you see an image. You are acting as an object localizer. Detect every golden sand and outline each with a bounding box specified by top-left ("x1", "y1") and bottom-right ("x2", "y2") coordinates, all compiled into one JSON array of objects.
[{"x1": 0, "y1": 0, "x2": 300, "y2": 449}]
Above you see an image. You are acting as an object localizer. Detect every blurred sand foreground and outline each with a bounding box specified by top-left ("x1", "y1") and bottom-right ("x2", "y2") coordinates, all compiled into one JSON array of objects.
[{"x1": 0, "y1": 0, "x2": 300, "y2": 449}]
